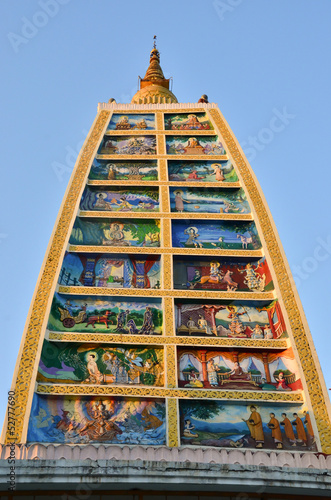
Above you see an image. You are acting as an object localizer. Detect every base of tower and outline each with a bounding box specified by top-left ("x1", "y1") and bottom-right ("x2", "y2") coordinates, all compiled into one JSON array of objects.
[{"x1": 0, "y1": 445, "x2": 331, "y2": 497}]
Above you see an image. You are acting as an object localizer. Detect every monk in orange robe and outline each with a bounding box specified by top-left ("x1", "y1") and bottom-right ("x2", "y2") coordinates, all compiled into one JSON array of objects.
[
  {"x1": 243, "y1": 405, "x2": 264, "y2": 448},
  {"x1": 280, "y1": 412, "x2": 296, "y2": 446},
  {"x1": 292, "y1": 413, "x2": 307, "y2": 446},
  {"x1": 268, "y1": 413, "x2": 283, "y2": 449},
  {"x1": 303, "y1": 411, "x2": 314, "y2": 438}
]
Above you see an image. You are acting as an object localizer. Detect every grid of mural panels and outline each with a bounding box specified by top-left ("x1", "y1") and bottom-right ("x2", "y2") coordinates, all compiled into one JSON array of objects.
[{"x1": 27, "y1": 110, "x2": 316, "y2": 451}]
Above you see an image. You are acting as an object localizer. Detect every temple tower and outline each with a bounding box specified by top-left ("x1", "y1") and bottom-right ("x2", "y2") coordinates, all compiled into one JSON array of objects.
[{"x1": 1, "y1": 42, "x2": 331, "y2": 497}]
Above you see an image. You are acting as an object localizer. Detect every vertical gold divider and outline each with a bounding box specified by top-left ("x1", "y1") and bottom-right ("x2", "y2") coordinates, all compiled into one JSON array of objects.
[
  {"x1": 164, "y1": 297, "x2": 174, "y2": 336},
  {"x1": 156, "y1": 112, "x2": 164, "y2": 131},
  {"x1": 162, "y1": 254, "x2": 172, "y2": 289},
  {"x1": 162, "y1": 219, "x2": 171, "y2": 249},
  {"x1": 157, "y1": 134, "x2": 166, "y2": 156},
  {"x1": 165, "y1": 345, "x2": 177, "y2": 388},
  {"x1": 159, "y1": 158, "x2": 168, "y2": 181},
  {"x1": 160, "y1": 185, "x2": 170, "y2": 213},
  {"x1": 166, "y1": 398, "x2": 179, "y2": 447}
]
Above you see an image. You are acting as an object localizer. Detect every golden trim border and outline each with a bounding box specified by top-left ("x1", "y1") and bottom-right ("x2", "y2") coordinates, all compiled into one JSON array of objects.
[
  {"x1": 67, "y1": 245, "x2": 263, "y2": 257},
  {"x1": 78, "y1": 211, "x2": 253, "y2": 221},
  {"x1": 35, "y1": 384, "x2": 304, "y2": 402},
  {"x1": 96, "y1": 154, "x2": 229, "y2": 161},
  {"x1": 3, "y1": 110, "x2": 111, "y2": 444},
  {"x1": 56, "y1": 286, "x2": 274, "y2": 301},
  {"x1": 209, "y1": 108, "x2": 331, "y2": 453},
  {"x1": 167, "y1": 398, "x2": 179, "y2": 447},
  {"x1": 48, "y1": 331, "x2": 288, "y2": 349},
  {"x1": 88, "y1": 180, "x2": 241, "y2": 188}
]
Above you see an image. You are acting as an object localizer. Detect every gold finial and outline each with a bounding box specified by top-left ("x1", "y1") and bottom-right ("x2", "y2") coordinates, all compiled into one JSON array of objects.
[{"x1": 131, "y1": 41, "x2": 178, "y2": 104}]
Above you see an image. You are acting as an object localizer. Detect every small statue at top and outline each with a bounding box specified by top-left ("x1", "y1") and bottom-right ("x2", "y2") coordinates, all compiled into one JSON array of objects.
[{"x1": 198, "y1": 94, "x2": 209, "y2": 103}]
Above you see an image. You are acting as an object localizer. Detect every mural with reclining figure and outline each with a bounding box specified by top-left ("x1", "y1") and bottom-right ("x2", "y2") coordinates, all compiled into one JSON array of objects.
[
  {"x1": 58, "y1": 253, "x2": 161, "y2": 290},
  {"x1": 175, "y1": 299, "x2": 287, "y2": 339},
  {"x1": 107, "y1": 114, "x2": 155, "y2": 131},
  {"x1": 179, "y1": 400, "x2": 316, "y2": 451},
  {"x1": 173, "y1": 256, "x2": 273, "y2": 292},
  {"x1": 170, "y1": 187, "x2": 250, "y2": 214},
  {"x1": 38, "y1": 340, "x2": 164, "y2": 386},
  {"x1": 168, "y1": 160, "x2": 237, "y2": 182},
  {"x1": 80, "y1": 186, "x2": 159, "y2": 212},
  {"x1": 164, "y1": 113, "x2": 213, "y2": 130},
  {"x1": 99, "y1": 136, "x2": 156, "y2": 155},
  {"x1": 166, "y1": 136, "x2": 225, "y2": 156},
  {"x1": 27, "y1": 395, "x2": 166, "y2": 445},
  {"x1": 47, "y1": 293, "x2": 163, "y2": 334},
  {"x1": 70, "y1": 218, "x2": 161, "y2": 247},
  {"x1": 178, "y1": 347, "x2": 302, "y2": 391},
  {"x1": 171, "y1": 221, "x2": 260, "y2": 250},
  {"x1": 88, "y1": 160, "x2": 158, "y2": 181}
]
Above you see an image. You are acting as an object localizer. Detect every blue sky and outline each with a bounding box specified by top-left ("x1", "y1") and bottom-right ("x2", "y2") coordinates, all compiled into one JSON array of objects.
[{"x1": 1, "y1": 0, "x2": 331, "y2": 427}]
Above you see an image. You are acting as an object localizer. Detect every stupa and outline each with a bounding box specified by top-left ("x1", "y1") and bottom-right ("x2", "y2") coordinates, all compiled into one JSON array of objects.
[{"x1": 1, "y1": 39, "x2": 331, "y2": 498}]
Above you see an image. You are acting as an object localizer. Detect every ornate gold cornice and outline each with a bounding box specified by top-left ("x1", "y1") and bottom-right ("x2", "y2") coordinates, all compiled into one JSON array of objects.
[
  {"x1": 87, "y1": 180, "x2": 241, "y2": 188},
  {"x1": 78, "y1": 211, "x2": 253, "y2": 221},
  {"x1": 47, "y1": 331, "x2": 289, "y2": 349},
  {"x1": 57, "y1": 286, "x2": 275, "y2": 300},
  {"x1": 36, "y1": 383, "x2": 304, "y2": 403},
  {"x1": 67, "y1": 244, "x2": 263, "y2": 257},
  {"x1": 104, "y1": 130, "x2": 217, "y2": 136},
  {"x1": 96, "y1": 154, "x2": 229, "y2": 161}
]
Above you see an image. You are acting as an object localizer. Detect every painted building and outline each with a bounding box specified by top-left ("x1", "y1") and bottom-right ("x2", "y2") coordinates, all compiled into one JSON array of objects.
[{"x1": 1, "y1": 42, "x2": 331, "y2": 498}]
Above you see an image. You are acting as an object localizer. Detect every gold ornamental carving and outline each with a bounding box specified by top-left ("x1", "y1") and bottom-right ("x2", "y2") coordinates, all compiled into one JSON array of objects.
[
  {"x1": 88, "y1": 180, "x2": 241, "y2": 188},
  {"x1": 167, "y1": 398, "x2": 179, "y2": 447},
  {"x1": 58, "y1": 285, "x2": 274, "y2": 301},
  {"x1": 67, "y1": 244, "x2": 263, "y2": 258},
  {"x1": 79, "y1": 211, "x2": 253, "y2": 221},
  {"x1": 163, "y1": 297, "x2": 175, "y2": 336},
  {"x1": 166, "y1": 345, "x2": 177, "y2": 388},
  {"x1": 47, "y1": 331, "x2": 288, "y2": 349},
  {"x1": 35, "y1": 383, "x2": 304, "y2": 403},
  {"x1": 209, "y1": 108, "x2": 331, "y2": 454},
  {"x1": 4, "y1": 110, "x2": 111, "y2": 444}
]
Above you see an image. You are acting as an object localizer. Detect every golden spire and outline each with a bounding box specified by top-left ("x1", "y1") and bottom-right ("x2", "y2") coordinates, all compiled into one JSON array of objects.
[
  {"x1": 142, "y1": 36, "x2": 165, "y2": 82},
  {"x1": 131, "y1": 38, "x2": 178, "y2": 104}
]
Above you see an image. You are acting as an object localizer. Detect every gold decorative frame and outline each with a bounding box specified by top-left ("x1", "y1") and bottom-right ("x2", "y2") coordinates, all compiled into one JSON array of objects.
[{"x1": 4, "y1": 104, "x2": 330, "y2": 455}]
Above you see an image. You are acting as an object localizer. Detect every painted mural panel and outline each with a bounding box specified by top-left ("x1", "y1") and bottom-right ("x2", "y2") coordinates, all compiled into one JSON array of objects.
[
  {"x1": 38, "y1": 340, "x2": 164, "y2": 386},
  {"x1": 178, "y1": 347, "x2": 302, "y2": 392},
  {"x1": 179, "y1": 400, "x2": 316, "y2": 451},
  {"x1": 70, "y1": 218, "x2": 161, "y2": 247},
  {"x1": 173, "y1": 256, "x2": 273, "y2": 292},
  {"x1": 166, "y1": 136, "x2": 225, "y2": 156},
  {"x1": 175, "y1": 299, "x2": 287, "y2": 339},
  {"x1": 107, "y1": 114, "x2": 155, "y2": 130},
  {"x1": 172, "y1": 221, "x2": 261, "y2": 250},
  {"x1": 47, "y1": 293, "x2": 163, "y2": 334},
  {"x1": 27, "y1": 395, "x2": 166, "y2": 445},
  {"x1": 59, "y1": 253, "x2": 161, "y2": 290},
  {"x1": 89, "y1": 160, "x2": 158, "y2": 181},
  {"x1": 99, "y1": 136, "x2": 156, "y2": 155},
  {"x1": 170, "y1": 187, "x2": 250, "y2": 214},
  {"x1": 80, "y1": 186, "x2": 159, "y2": 212},
  {"x1": 164, "y1": 113, "x2": 213, "y2": 130},
  {"x1": 168, "y1": 160, "x2": 237, "y2": 182}
]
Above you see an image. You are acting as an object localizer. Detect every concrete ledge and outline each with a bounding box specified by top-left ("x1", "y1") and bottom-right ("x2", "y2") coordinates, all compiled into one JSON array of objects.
[
  {"x1": 1, "y1": 444, "x2": 330, "y2": 469},
  {"x1": 0, "y1": 459, "x2": 331, "y2": 496}
]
